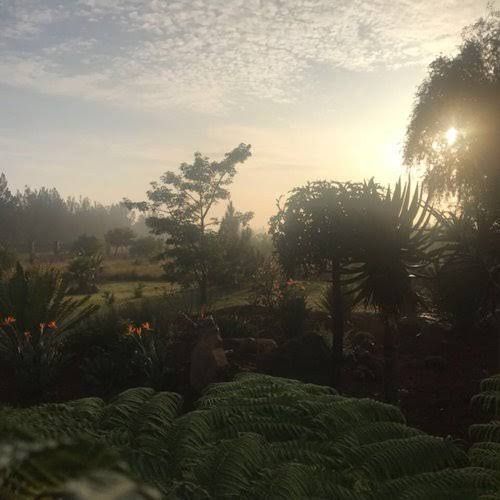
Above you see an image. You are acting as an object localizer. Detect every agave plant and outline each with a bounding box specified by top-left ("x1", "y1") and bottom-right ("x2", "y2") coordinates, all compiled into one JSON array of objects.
[{"x1": 343, "y1": 178, "x2": 434, "y2": 402}]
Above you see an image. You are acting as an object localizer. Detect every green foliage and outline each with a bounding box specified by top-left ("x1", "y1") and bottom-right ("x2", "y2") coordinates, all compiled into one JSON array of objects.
[
  {"x1": 466, "y1": 372, "x2": 500, "y2": 499},
  {"x1": 0, "y1": 245, "x2": 16, "y2": 279},
  {"x1": 250, "y1": 257, "x2": 285, "y2": 308},
  {"x1": 133, "y1": 282, "x2": 146, "y2": 299},
  {"x1": 214, "y1": 201, "x2": 260, "y2": 287},
  {"x1": 404, "y1": 8, "x2": 500, "y2": 214},
  {"x1": 72, "y1": 234, "x2": 104, "y2": 256},
  {"x1": 0, "y1": 263, "x2": 97, "y2": 335},
  {"x1": 124, "y1": 144, "x2": 252, "y2": 306},
  {"x1": 0, "y1": 264, "x2": 98, "y2": 400},
  {"x1": 430, "y1": 209, "x2": 499, "y2": 330},
  {"x1": 66, "y1": 253, "x2": 104, "y2": 294},
  {"x1": 0, "y1": 373, "x2": 493, "y2": 499},
  {"x1": 0, "y1": 173, "x2": 133, "y2": 253},
  {"x1": 129, "y1": 236, "x2": 163, "y2": 261},
  {"x1": 344, "y1": 178, "x2": 433, "y2": 315},
  {"x1": 105, "y1": 227, "x2": 136, "y2": 256}
]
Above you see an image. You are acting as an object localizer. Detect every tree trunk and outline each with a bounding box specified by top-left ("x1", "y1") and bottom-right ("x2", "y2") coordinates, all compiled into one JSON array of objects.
[
  {"x1": 331, "y1": 259, "x2": 344, "y2": 390},
  {"x1": 383, "y1": 314, "x2": 399, "y2": 403},
  {"x1": 199, "y1": 275, "x2": 208, "y2": 311}
]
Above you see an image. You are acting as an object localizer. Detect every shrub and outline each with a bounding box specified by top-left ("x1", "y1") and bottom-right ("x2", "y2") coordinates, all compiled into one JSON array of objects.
[
  {"x1": 66, "y1": 253, "x2": 103, "y2": 294},
  {"x1": 278, "y1": 279, "x2": 308, "y2": 338},
  {"x1": 71, "y1": 234, "x2": 103, "y2": 256},
  {"x1": 129, "y1": 236, "x2": 163, "y2": 261},
  {"x1": 133, "y1": 282, "x2": 146, "y2": 299},
  {"x1": 0, "y1": 264, "x2": 98, "y2": 400},
  {"x1": 0, "y1": 245, "x2": 16, "y2": 279},
  {"x1": 250, "y1": 258, "x2": 285, "y2": 308}
]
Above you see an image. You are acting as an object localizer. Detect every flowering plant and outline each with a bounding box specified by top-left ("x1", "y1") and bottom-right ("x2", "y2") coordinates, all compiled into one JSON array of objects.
[{"x1": 0, "y1": 315, "x2": 64, "y2": 400}]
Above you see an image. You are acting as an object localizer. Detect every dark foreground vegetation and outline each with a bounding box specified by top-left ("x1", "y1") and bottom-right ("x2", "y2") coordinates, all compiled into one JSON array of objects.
[
  {"x1": 0, "y1": 9, "x2": 498, "y2": 499},
  {"x1": 2, "y1": 373, "x2": 500, "y2": 499}
]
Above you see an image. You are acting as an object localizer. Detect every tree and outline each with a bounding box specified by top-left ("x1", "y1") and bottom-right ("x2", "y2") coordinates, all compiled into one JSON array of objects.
[
  {"x1": 72, "y1": 234, "x2": 103, "y2": 256},
  {"x1": 270, "y1": 180, "x2": 367, "y2": 388},
  {"x1": 124, "y1": 144, "x2": 252, "y2": 306},
  {"x1": 215, "y1": 201, "x2": 258, "y2": 287},
  {"x1": 404, "y1": 9, "x2": 500, "y2": 215},
  {"x1": 345, "y1": 179, "x2": 434, "y2": 402},
  {"x1": 0, "y1": 173, "x2": 17, "y2": 244},
  {"x1": 105, "y1": 227, "x2": 136, "y2": 257},
  {"x1": 0, "y1": 246, "x2": 16, "y2": 279},
  {"x1": 129, "y1": 236, "x2": 163, "y2": 261}
]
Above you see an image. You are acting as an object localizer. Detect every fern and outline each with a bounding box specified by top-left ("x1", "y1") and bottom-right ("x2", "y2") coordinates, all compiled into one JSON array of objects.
[{"x1": 1, "y1": 373, "x2": 499, "y2": 498}]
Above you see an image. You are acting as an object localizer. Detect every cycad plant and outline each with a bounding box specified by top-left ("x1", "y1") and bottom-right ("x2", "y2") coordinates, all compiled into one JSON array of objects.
[
  {"x1": 431, "y1": 207, "x2": 499, "y2": 333},
  {"x1": 344, "y1": 178, "x2": 434, "y2": 402}
]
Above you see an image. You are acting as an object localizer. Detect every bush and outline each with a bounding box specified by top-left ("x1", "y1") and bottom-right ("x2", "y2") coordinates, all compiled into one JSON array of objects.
[
  {"x1": 129, "y1": 236, "x2": 163, "y2": 261},
  {"x1": 0, "y1": 245, "x2": 16, "y2": 278},
  {"x1": 71, "y1": 234, "x2": 103, "y2": 256},
  {"x1": 66, "y1": 253, "x2": 103, "y2": 294},
  {"x1": 0, "y1": 264, "x2": 98, "y2": 400},
  {"x1": 133, "y1": 282, "x2": 146, "y2": 299},
  {"x1": 278, "y1": 279, "x2": 308, "y2": 338}
]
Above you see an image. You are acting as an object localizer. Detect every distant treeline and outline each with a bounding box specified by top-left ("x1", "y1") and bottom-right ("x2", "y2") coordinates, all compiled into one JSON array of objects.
[{"x1": 0, "y1": 173, "x2": 145, "y2": 253}]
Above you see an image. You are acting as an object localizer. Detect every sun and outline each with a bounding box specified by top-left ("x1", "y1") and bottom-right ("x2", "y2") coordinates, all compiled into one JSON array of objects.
[{"x1": 445, "y1": 127, "x2": 458, "y2": 146}]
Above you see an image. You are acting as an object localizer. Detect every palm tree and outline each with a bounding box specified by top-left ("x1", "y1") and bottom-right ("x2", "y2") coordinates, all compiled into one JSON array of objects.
[{"x1": 345, "y1": 179, "x2": 434, "y2": 402}]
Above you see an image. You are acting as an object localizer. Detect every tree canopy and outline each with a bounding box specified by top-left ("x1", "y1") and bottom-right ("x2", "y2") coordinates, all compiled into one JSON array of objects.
[
  {"x1": 125, "y1": 143, "x2": 252, "y2": 305},
  {"x1": 404, "y1": 9, "x2": 500, "y2": 215}
]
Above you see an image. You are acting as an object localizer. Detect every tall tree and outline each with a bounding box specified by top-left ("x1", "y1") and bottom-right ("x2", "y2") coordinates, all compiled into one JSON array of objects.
[
  {"x1": 404, "y1": 9, "x2": 500, "y2": 216},
  {"x1": 216, "y1": 202, "x2": 257, "y2": 287},
  {"x1": 270, "y1": 180, "x2": 367, "y2": 389},
  {"x1": 124, "y1": 144, "x2": 252, "y2": 306}
]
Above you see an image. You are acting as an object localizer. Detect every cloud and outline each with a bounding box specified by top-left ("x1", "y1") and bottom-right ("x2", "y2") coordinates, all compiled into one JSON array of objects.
[{"x1": 0, "y1": 0, "x2": 492, "y2": 113}]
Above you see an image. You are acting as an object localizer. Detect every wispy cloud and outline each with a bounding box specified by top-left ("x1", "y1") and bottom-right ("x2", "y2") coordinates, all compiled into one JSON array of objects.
[{"x1": 0, "y1": 0, "x2": 491, "y2": 113}]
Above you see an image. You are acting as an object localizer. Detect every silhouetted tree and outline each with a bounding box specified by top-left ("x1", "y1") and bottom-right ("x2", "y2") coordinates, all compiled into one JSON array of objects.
[
  {"x1": 404, "y1": 9, "x2": 500, "y2": 216},
  {"x1": 270, "y1": 180, "x2": 367, "y2": 389},
  {"x1": 129, "y1": 236, "x2": 163, "y2": 261},
  {"x1": 105, "y1": 227, "x2": 136, "y2": 257},
  {"x1": 72, "y1": 235, "x2": 103, "y2": 256},
  {"x1": 216, "y1": 201, "x2": 258, "y2": 287},
  {"x1": 124, "y1": 144, "x2": 252, "y2": 306}
]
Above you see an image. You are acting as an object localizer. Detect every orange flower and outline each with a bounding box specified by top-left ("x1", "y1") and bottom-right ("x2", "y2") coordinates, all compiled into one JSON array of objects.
[
  {"x1": 141, "y1": 322, "x2": 152, "y2": 331},
  {"x1": 127, "y1": 323, "x2": 142, "y2": 336},
  {"x1": 47, "y1": 321, "x2": 58, "y2": 330},
  {"x1": 4, "y1": 316, "x2": 16, "y2": 326}
]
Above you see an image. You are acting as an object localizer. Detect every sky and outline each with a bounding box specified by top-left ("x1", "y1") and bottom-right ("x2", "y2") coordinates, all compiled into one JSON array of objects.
[{"x1": 0, "y1": 0, "x2": 494, "y2": 228}]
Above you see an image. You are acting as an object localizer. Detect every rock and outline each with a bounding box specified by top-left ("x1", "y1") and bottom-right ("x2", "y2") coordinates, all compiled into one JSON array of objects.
[{"x1": 190, "y1": 328, "x2": 229, "y2": 392}]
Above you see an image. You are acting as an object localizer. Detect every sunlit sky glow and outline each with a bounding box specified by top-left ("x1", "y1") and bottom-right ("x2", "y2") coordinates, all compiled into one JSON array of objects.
[{"x1": 0, "y1": 0, "x2": 493, "y2": 227}]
